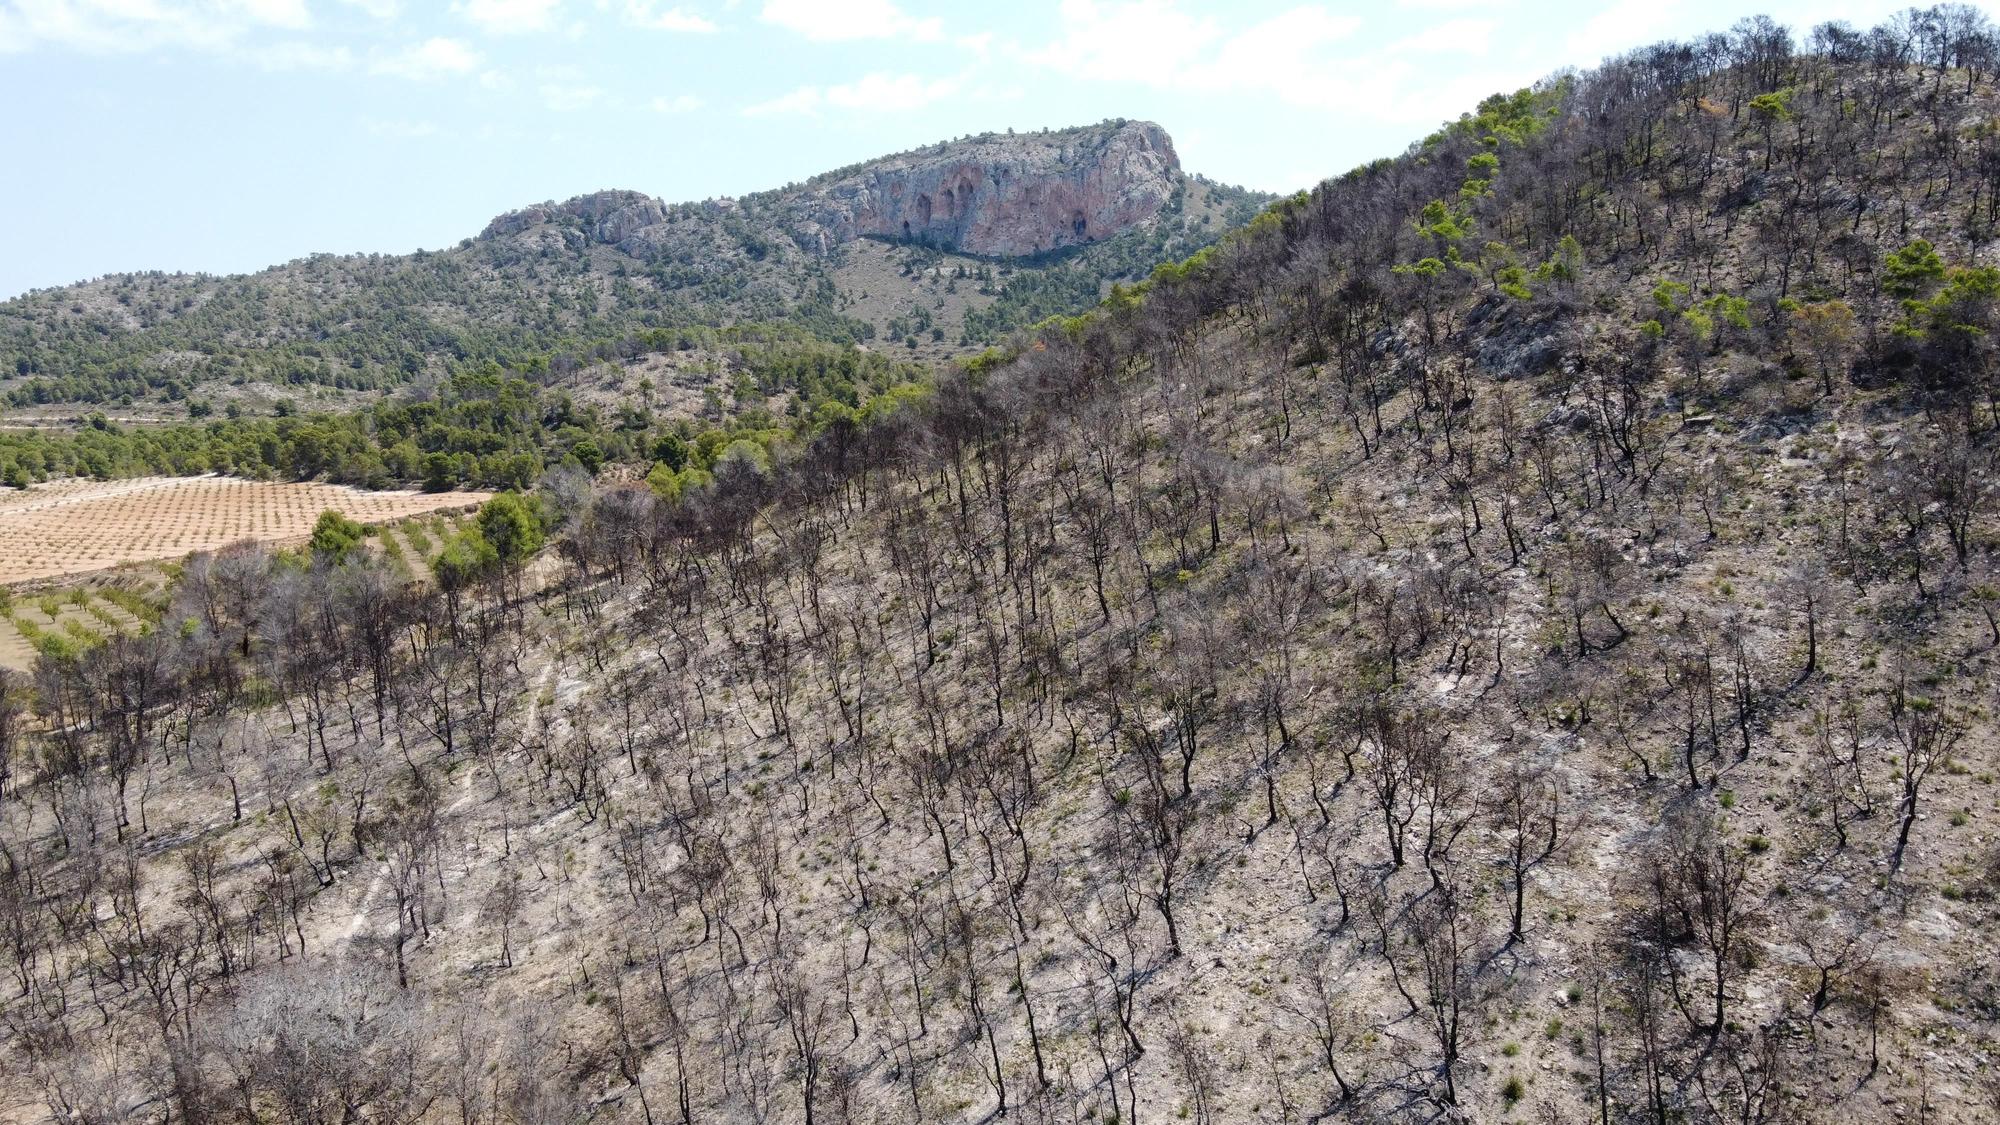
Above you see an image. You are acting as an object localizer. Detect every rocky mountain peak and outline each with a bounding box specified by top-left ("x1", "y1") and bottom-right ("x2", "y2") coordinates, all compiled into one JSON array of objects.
[
  {"x1": 478, "y1": 189, "x2": 666, "y2": 244},
  {"x1": 477, "y1": 120, "x2": 1183, "y2": 261},
  {"x1": 790, "y1": 119, "x2": 1181, "y2": 257}
]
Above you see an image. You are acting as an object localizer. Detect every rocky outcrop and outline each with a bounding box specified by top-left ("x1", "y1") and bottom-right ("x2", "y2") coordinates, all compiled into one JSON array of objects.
[
  {"x1": 477, "y1": 121, "x2": 1183, "y2": 261},
  {"x1": 793, "y1": 121, "x2": 1180, "y2": 257},
  {"x1": 480, "y1": 190, "x2": 668, "y2": 249}
]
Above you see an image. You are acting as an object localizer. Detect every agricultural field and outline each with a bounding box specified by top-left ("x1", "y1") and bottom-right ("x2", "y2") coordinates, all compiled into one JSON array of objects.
[
  {"x1": 362, "y1": 509, "x2": 476, "y2": 584},
  {"x1": 0, "y1": 573, "x2": 169, "y2": 669},
  {"x1": 0, "y1": 475, "x2": 487, "y2": 586},
  {"x1": 0, "y1": 507, "x2": 478, "y2": 669}
]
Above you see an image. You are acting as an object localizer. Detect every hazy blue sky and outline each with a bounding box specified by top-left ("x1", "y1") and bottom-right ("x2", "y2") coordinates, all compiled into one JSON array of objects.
[{"x1": 1, "y1": 0, "x2": 1989, "y2": 298}]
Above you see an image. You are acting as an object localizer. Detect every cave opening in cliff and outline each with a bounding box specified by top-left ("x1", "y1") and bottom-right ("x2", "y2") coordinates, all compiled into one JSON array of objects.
[
  {"x1": 1072, "y1": 210, "x2": 1088, "y2": 238},
  {"x1": 941, "y1": 188, "x2": 956, "y2": 219},
  {"x1": 916, "y1": 194, "x2": 933, "y2": 226}
]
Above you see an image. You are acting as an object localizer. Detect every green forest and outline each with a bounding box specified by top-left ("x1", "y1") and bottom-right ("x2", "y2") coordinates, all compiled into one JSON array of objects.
[{"x1": 0, "y1": 327, "x2": 931, "y2": 491}]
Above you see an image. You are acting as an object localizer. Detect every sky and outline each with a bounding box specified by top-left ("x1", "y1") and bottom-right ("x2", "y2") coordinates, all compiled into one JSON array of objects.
[{"x1": 2, "y1": 0, "x2": 1994, "y2": 299}]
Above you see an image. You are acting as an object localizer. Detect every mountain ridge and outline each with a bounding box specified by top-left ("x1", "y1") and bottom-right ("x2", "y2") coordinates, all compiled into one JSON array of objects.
[
  {"x1": 0, "y1": 121, "x2": 1265, "y2": 410},
  {"x1": 481, "y1": 120, "x2": 1182, "y2": 260}
]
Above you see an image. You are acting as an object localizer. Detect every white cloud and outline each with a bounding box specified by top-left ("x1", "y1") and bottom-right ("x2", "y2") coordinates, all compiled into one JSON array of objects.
[
  {"x1": 1029, "y1": 3, "x2": 1368, "y2": 110},
  {"x1": 651, "y1": 92, "x2": 704, "y2": 112},
  {"x1": 1195, "y1": 7, "x2": 1363, "y2": 102},
  {"x1": 1028, "y1": 0, "x2": 1223, "y2": 83},
  {"x1": 1023, "y1": 2, "x2": 1541, "y2": 132},
  {"x1": 759, "y1": 0, "x2": 940, "y2": 42},
  {"x1": 742, "y1": 85, "x2": 823, "y2": 117},
  {"x1": 234, "y1": 0, "x2": 313, "y2": 29},
  {"x1": 457, "y1": 0, "x2": 562, "y2": 34},
  {"x1": 743, "y1": 71, "x2": 957, "y2": 117},
  {"x1": 340, "y1": 0, "x2": 400, "y2": 17},
  {"x1": 624, "y1": 1, "x2": 714, "y2": 32},
  {"x1": 0, "y1": 0, "x2": 309, "y2": 55},
  {"x1": 1566, "y1": 0, "x2": 1680, "y2": 63},
  {"x1": 0, "y1": 0, "x2": 273, "y2": 53},
  {"x1": 372, "y1": 36, "x2": 480, "y2": 78},
  {"x1": 255, "y1": 39, "x2": 353, "y2": 69}
]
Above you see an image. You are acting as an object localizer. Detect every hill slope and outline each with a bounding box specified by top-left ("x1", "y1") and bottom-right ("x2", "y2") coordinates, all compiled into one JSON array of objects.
[
  {"x1": 0, "y1": 121, "x2": 1266, "y2": 411},
  {"x1": 6, "y1": 11, "x2": 2000, "y2": 1125}
]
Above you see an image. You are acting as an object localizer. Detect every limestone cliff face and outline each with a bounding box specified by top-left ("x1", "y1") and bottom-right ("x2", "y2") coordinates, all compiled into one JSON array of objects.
[
  {"x1": 478, "y1": 121, "x2": 1183, "y2": 261},
  {"x1": 794, "y1": 121, "x2": 1180, "y2": 257}
]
